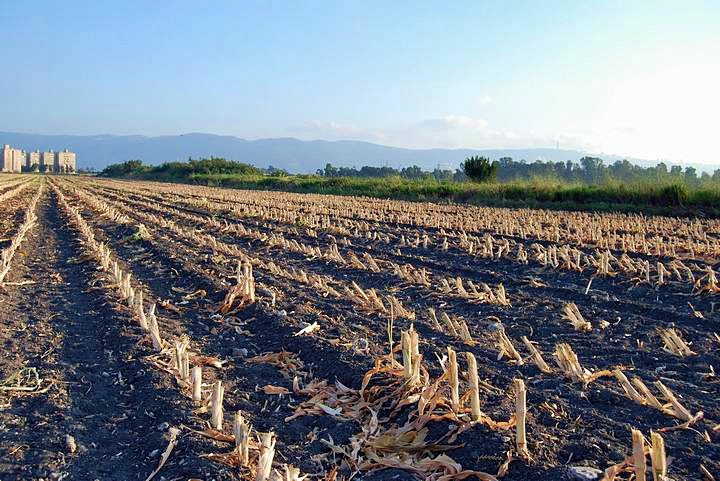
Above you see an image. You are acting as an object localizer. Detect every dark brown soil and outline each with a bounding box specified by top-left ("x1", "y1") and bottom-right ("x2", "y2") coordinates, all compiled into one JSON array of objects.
[
  {"x1": 0, "y1": 190, "x2": 222, "y2": 480},
  {"x1": 1, "y1": 180, "x2": 718, "y2": 481}
]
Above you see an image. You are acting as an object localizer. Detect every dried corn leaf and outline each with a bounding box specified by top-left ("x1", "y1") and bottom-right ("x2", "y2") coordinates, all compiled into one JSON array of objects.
[{"x1": 263, "y1": 385, "x2": 290, "y2": 395}]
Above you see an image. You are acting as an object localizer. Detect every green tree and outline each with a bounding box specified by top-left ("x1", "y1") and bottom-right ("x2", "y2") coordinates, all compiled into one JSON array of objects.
[
  {"x1": 323, "y1": 163, "x2": 339, "y2": 177},
  {"x1": 401, "y1": 165, "x2": 425, "y2": 179},
  {"x1": 579, "y1": 156, "x2": 604, "y2": 183},
  {"x1": 100, "y1": 159, "x2": 148, "y2": 177},
  {"x1": 267, "y1": 165, "x2": 289, "y2": 176},
  {"x1": 462, "y1": 156, "x2": 498, "y2": 183}
]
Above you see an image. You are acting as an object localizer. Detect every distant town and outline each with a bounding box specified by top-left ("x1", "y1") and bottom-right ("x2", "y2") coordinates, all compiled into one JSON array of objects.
[{"x1": 1, "y1": 144, "x2": 76, "y2": 173}]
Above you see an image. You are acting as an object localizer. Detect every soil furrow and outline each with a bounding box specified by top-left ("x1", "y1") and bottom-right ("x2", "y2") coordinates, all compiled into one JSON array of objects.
[{"x1": 1, "y1": 188, "x2": 218, "y2": 480}]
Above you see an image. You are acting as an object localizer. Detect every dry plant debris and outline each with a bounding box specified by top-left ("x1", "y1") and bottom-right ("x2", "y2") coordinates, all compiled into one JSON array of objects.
[
  {"x1": 0, "y1": 367, "x2": 51, "y2": 394},
  {"x1": 562, "y1": 302, "x2": 592, "y2": 332},
  {"x1": 1, "y1": 176, "x2": 717, "y2": 481}
]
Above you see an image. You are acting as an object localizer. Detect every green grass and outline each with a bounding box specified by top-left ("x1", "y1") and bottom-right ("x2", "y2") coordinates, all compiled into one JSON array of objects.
[{"x1": 175, "y1": 173, "x2": 720, "y2": 217}]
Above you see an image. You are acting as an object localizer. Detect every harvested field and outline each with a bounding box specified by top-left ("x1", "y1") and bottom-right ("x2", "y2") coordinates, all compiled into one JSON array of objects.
[{"x1": 1, "y1": 174, "x2": 718, "y2": 481}]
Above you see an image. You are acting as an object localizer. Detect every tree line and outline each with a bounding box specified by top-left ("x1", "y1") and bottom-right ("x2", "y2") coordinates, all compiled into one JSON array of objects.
[
  {"x1": 319, "y1": 157, "x2": 720, "y2": 185},
  {"x1": 317, "y1": 163, "x2": 467, "y2": 181},
  {"x1": 101, "y1": 156, "x2": 720, "y2": 187},
  {"x1": 494, "y1": 156, "x2": 719, "y2": 185},
  {"x1": 100, "y1": 157, "x2": 263, "y2": 179}
]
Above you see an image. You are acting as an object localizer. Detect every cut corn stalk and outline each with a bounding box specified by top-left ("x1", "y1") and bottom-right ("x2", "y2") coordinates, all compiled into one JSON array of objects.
[
  {"x1": 447, "y1": 347, "x2": 460, "y2": 413},
  {"x1": 562, "y1": 303, "x2": 592, "y2": 332},
  {"x1": 650, "y1": 431, "x2": 667, "y2": 481},
  {"x1": 466, "y1": 352, "x2": 482, "y2": 422},
  {"x1": 658, "y1": 327, "x2": 695, "y2": 357},
  {"x1": 496, "y1": 326, "x2": 524, "y2": 365},
  {"x1": 148, "y1": 304, "x2": 163, "y2": 351},
  {"x1": 256, "y1": 432, "x2": 276, "y2": 481},
  {"x1": 401, "y1": 325, "x2": 422, "y2": 386},
  {"x1": 514, "y1": 379, "x2": 529, "y2": 459},
  {"x1": 654, "y1": 381, "x2": 693, "y2": 421},
  {"x1": 554, "y1": 343, "x2": 611, "y2": 384},
  {"x1": 234, "y1": 411, "x2": 250, "y2": 467},
  {"x1": 191, "y1": 366, "x2": 202, "y2": 403},
  {"x1": 522, "y1": 336, "x2": 552, "y2": 373},
  {"x1": 614, "y1": 370, "x2": 646, "y2": 405},
  {"x1": 632, "y1": 428, "x2": 647, "y2": 481},
  {"x1": 211, "y1": 380, "x2": 224, "y2": 431}
]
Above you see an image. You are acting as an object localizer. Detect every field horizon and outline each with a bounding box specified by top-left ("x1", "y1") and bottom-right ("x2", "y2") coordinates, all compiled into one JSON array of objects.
[{"x1": 1, "y1": 174, "x2": 718, "y2": 479}]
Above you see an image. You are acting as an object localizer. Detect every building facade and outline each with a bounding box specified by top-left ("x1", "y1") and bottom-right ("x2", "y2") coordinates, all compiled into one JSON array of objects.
[
  {"x1": 41, "y1": 151, "x2": 55, "y2": 172},
  {"x1": 1, "y1": 144, "x2": 76, "y2": 173},
  {"x1": 1, "y1": 144, "x2": 25, "y2": 172},
  {"x1": 56, "y1": 149, "x2": 77, "y2": 173},
  {"x1": 26, "y1": 151, "x2": 41, "y2": 169}
]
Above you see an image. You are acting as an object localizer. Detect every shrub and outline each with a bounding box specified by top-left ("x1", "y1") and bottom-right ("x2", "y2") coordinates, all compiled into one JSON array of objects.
[
  {"x1": 656, "y1": 183, "x2": 689, "y2": 206},
  {"x1": 99, "y1": 159, "x2": 149, "y2": 177}
]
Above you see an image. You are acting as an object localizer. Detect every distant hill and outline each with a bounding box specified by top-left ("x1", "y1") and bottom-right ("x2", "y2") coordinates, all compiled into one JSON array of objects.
[{"x1": 0, "y1": 131, "x2": 713, "y2": 173}]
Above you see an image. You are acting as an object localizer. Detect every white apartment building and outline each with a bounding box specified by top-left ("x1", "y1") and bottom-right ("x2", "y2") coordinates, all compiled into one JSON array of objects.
[
  {"x1": 0, "y1": 144, "x2": 77, "y2": 173},
  {"x1": 1, "y1": 144, "x2": 25, "y2": 172}
]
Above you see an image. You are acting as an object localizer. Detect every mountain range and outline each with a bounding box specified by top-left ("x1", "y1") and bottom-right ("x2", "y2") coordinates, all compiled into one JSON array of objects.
[{"x1": 0, "y1": 131, "x2": 706, "y2": 173}]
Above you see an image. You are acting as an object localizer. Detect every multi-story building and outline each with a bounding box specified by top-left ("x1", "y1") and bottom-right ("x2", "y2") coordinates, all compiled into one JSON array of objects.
[
  {"x1": 56, "y1": 149, "x2": 77, "y2": 172},
  {"x1": 26, "y1": 151, "x2": 41, "y2": 170},
  {"x1": 1, "y1": 144, "x2": 77, "y2": 173},
  {"x1": 41, "y1": 151, "x2": 55, "y2": 172},
  {"x1": 1, "y1": 144, "x2": 25, "y2": 172},
  {"x1": 12, "y1": 148, "x2": 24, "y2": 172}
]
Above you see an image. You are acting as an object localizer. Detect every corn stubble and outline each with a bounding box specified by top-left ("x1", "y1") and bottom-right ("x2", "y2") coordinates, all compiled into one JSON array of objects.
[
  {"x1": 598, "y1": 429, "x2": 671, "y2": 481},
  {"x1": 614, "y1": 369, "x2": 702, "y2": 425},
  {"x1": 285, "y1": 327, "x2": 522, "y2": 480},
  {"x1": 562, "y1": 302, "x2": 592, "y2": 332},
  {"x1": 43, "y1": 177, "x2": 720, "y2": 480},
  {"x1": 52, "y1": 181, "x2": 300, "y2": 480}
]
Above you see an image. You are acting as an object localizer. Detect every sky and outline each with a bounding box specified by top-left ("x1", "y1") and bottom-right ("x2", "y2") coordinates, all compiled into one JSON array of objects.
[{"x1": 1, "y1": 1, "x2": 719, "y2": 164}]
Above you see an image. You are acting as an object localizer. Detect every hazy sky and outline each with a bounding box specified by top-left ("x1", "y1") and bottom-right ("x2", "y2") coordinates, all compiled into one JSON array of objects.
[{"x1": 1, "y1": 1, "x2": 718, "y2": 163}]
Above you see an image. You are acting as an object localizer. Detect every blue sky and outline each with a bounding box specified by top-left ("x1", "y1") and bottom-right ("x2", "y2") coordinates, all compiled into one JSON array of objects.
[{"x1": 1, "y1": 1, "x2": 718, "y2": 163}]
